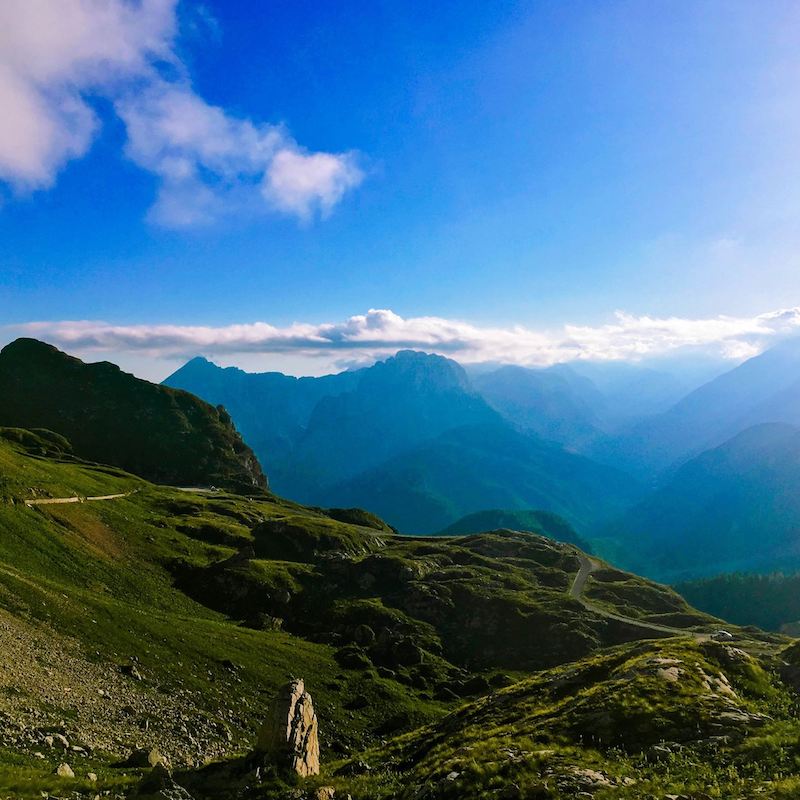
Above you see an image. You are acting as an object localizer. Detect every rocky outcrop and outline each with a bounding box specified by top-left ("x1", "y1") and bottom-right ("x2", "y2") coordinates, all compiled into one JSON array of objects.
[{"x1": 255, "y1": 679, "x2": 319, "y2": 777}]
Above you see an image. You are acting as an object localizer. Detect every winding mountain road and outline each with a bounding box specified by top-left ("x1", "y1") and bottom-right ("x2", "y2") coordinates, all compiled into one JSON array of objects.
[{"x1": 569, "y1": 552, "x2": 709, "y2": 641}]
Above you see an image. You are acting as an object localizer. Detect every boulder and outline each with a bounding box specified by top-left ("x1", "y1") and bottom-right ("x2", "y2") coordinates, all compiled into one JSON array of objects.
[
  {"x1": 334, "y1": 646, "x2": 372, "y2": 671},
  {"x1": 255, "y1": 678, "x2": 320, "y2": 777},
  {"x1": 46, "y1": 733, "x2": 70, "y2": 750},
  {"x1": 122, "y1": 747, "x2": 166, "y2": 768},
  {"x1": 54, "y1": 762, "x2": 74, "y2": 778},
  {"x1": 391, "y1": 638, "x2": 423, "y2": 667},
  {"x1": 352, "y1": 624, "x2": 376, "y2": 646},
  {"x1": 136, "y1": 763, "x2": 194, "y2": 799},
  {"x1": 120, "y1": 662, "x2": 144, "y2": 681}
]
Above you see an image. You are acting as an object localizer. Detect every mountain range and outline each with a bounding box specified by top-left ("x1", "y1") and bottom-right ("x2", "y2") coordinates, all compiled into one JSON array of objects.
[
  {"x1": 472, "y1": 358, "x2": 723, "y2": 449},
  {"x1": 164, "y1": 335, "x2": 800, "y2": 591},
  {"x1": 165, "y1": 350, "x2": 642, "y2": 534},
  {"x1": 602, "y1": 422, "x2": 800, "y2": 581},
  {"x1": 320, "y1": 421, "x2": 640, "y2": 534},
  {"x1": 9, "y1": 333, "x2": 800, "y2": 604},
  {"x1": 595, "y1": 336, "x2": 800, "y2": 476}
]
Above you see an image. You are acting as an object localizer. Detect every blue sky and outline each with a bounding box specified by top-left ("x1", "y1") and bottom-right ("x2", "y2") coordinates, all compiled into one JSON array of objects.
[{"x1": 2, "y1": 1, "x2": 800, "y2": 378}]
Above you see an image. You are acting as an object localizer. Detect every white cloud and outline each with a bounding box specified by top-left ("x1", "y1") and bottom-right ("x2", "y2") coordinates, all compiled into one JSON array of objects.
[
  {"x1": 7, "y1": 307, "x2": 800, "y2": 375},
  {"x1": 0, "y1": 67, "x2": 98, "y2": 187},
  {"x1": 0, "y1": 0, "x2": 175, "y2": 189},
  {"x1": 0, "y1": 0, "x2": 363, "y2": 222},
  {"x1": 264, "y1": 149, "x2": 363, "y2": 219}
]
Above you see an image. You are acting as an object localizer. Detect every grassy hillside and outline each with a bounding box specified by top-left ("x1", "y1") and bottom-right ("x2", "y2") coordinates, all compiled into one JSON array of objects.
[
  {"x1": 331, "y1": 636, "x2": 800, "y2": 799},
  {"x1": 0, "y1": 339, "x2": 266, "y2": 491},
  {"x1": 0, "y1": 434, "x2": 440, "y2": 797},
  {"x1": 0, "y1": 432, "x2": 726, "y2": 799}
]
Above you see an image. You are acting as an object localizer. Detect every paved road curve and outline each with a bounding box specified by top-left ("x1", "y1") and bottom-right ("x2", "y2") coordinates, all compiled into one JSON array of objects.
[
  {"x1": 569, "y1": 552, "x2": 709, "y2": 641},
  {"x1": 569, "y1": 552, "x2": 598, "y2": 598}
]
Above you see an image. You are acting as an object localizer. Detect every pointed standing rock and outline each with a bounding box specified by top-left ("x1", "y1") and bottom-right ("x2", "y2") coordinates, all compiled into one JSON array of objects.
[{"x1": 255, "y1": 678, "x2": 320, "y2": 776}]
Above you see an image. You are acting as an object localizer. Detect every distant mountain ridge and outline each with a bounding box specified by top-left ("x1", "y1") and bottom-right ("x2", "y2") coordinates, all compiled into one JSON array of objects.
[
  {"x1": 290, "y1": 350, "x2": 501, "y2": 496},
  {"x1": 0, "y1": 339, "x2": 267, "y2": 491},
  {"x1": 604, "y1": 422, "x2": 800, "y2": 581},
  {"x1": 473, "y1": 364, "x2": 605, "y2": 450},
  {"x1": 323, "y1": 421, "x2": 641, "y2": 533},
  {"x1": 597, "y1": 336, "x2": 800, "y2": 476},
  {"x1": 166, "y1": 350, "x2": 642, "y2": 533},
  {"x1": 167, "y1": 350, "x2": 499, "y2": 498},
  {"x1": 165, "y1": 355, "x2": 359, "y2": 482}
]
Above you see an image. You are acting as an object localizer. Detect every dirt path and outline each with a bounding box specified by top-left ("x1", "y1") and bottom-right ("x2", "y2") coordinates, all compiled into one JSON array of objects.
[
  {"x1": 570, "y1": 553, "x2": 709, "y2": 641},
  {"x1": 25, "y1": 490, "x2": 136, "y2": 507}
]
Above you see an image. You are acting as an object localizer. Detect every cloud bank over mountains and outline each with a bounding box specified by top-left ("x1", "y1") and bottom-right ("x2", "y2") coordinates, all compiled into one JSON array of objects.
[
  {"x1": 0, "y1": 0, "x2": 362, "y2": 225},
  {"x1": 7, "y1": 307, "x2": 800, "y2": 375}
]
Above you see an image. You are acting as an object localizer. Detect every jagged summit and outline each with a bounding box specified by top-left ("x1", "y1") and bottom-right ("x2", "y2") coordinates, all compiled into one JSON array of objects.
[{"x1": 364, "y1": 349, "x2": 474, "y2": 392}]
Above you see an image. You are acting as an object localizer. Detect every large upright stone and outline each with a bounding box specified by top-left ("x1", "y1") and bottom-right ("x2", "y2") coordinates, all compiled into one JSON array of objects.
[{"x1": 255, "y1": 678, "x2": 320, "y2": 776}]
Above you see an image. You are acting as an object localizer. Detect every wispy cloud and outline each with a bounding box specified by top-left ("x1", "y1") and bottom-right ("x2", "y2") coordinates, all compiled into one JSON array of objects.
[
  {"x1": 0, "y1": 0, "x2": 363, "y2": 225},
  {"x1": 7, "y1": 308, "x2": 800, "y2": 372}
]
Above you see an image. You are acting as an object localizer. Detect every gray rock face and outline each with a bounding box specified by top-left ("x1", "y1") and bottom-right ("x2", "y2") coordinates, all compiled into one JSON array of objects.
[{"x1": 255, "y1": 679, "x2": 320, "y2": 776}]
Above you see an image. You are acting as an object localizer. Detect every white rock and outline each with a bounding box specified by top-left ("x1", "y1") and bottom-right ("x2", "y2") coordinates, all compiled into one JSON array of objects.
[{"x1": 55, "y1": 762, "x2": 74, "y2": 778}]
